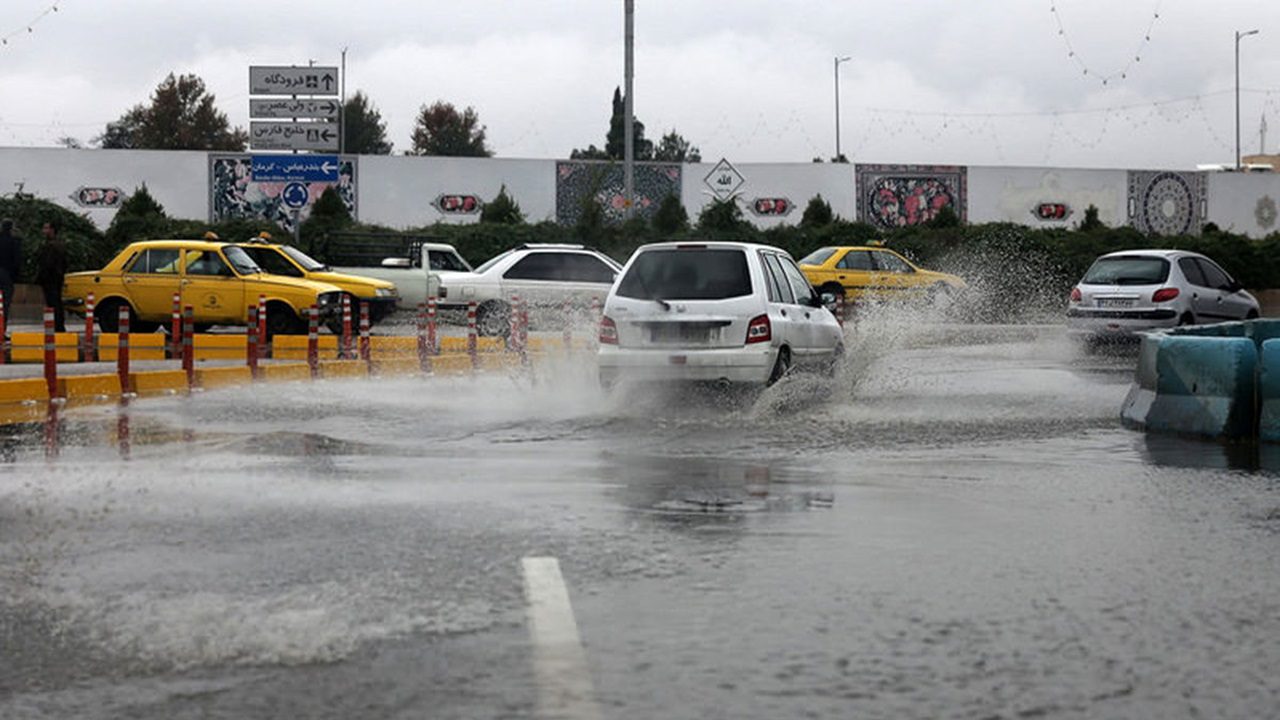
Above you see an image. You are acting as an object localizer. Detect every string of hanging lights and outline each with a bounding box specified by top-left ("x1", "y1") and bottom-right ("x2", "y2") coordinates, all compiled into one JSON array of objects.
[
  {"x1": 1, "y1": 2, "x2": 61, "y2": 48},
  {"x1": 1048, "y1": 0, "x2": 1163, "y2": 85}
]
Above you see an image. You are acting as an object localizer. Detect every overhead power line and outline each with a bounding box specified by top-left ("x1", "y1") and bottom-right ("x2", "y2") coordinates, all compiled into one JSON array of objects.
[{"x1": 1, "y1": 2, "x2": 62, "y2": 48}]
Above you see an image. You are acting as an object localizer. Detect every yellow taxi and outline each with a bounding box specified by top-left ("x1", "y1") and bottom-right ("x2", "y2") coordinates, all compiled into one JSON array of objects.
[
  {"x1": 62, "y1": 240, "x2": 344, "y2": 335},
  {"x1": 235, "y1": 239, "x2": 400, "y2": 325},
  {"x1": 797, "y1": 245, "x2": 966, "y2": 302}
]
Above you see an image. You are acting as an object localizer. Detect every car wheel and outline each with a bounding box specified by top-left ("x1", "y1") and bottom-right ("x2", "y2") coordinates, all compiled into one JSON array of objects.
[
  {"x1": 95, "y1": 299, "x2": 123, "y2": 333},
  {"x1": 265, "y1": 303, "x2": 306, "y2": 337},
  {"x1": 766, "y1": 347, "x2": 792, "y2": 387},
  {"x1": 1178, "y1": 312, "x2": 1196, "y2": 327},
  {"x1": 476, "y1": 301, "x2": 511, "y2": 337},
  {"x1": 1246, "y1": 309, "x2": 1260, "y2": 320}
]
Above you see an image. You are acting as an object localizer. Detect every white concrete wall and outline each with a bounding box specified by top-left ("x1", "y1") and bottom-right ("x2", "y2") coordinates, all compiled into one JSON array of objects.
[
  {"x1": 1205, "y1": 172, "x2": 1280, "y2": 237},
  {"x1": 681, "y1": 161, "x2": 855, "y2": 227},
  {"x1": 967, "y1": 166, "x2": 1128, "y2": 229},
  {"x1": 4, "y1": 146, "x2": 1280, "y2": 238},
  {"x1": 0, "y1": 147, "x2": 209, "y2": 226},
  {"x1": 356, "y1": 155, "x2": 557, "y2": 228}
]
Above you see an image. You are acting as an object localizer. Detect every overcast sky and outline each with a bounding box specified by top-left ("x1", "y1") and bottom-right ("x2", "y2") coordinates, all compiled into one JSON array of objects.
[{"x1": 1, "y1": 0, "x2": 1278, "y2": 169}]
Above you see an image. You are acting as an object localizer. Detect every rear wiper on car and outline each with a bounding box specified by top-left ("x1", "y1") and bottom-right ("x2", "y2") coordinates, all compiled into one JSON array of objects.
[{"x1": 631, "y1": 270, "x2": 670, "y2": 310}]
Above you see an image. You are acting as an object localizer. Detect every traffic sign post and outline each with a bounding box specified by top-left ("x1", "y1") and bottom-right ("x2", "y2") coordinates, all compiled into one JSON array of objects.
[
  {"x1": 249, "y1": 121, "x2": 339, "y2": 152},
  {"x1": 250, "y1": 98, "x2": 340, "y2": 121},
  {"x1": 249, "y1": 66, "x2": 338, "y2": 96},
  {"x1": 251, "y1": 155, "x2": 340, "y2": 182}
]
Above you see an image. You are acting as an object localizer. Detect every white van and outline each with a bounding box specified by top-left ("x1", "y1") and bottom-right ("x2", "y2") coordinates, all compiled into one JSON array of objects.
[{"x1": 598, "y1": 241, "x2": 844, "y2": 387}]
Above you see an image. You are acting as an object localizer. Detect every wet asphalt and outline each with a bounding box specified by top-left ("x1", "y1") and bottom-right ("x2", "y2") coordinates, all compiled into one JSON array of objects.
[{"x1": 1, "y1": 319, "x2": 1278, "y2": 719}]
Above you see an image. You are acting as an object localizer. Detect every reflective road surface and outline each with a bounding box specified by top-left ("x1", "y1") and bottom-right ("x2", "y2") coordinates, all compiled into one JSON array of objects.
[{"x1": 2, "y1": 322, "x2": 1279, "y2": 719}]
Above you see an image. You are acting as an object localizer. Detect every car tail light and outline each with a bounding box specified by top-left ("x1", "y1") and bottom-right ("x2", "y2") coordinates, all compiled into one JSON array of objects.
[
  {"x1": 599, "y1": 315, "x2": 618, "y2": 345},
  {"x1": 745, "y1": 314, "x2": 771, "y2": 344},
  {"x1": 1069, "y1": 287, "x2": 1082, "y2": 303},
  {"x1": 1152, "y1": 287, "x2": 1180, "y2": 303}
]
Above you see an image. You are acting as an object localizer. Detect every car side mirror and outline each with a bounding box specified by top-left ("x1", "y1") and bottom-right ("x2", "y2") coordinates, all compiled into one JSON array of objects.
[
  {"x1": 809, "y1": 294, "x2": 827, "y2": 309},
  {"x1": 819, "y1": 292, "x2": 836, "y2": 308},
  {"x1": 381, "y1": 258, "x2": 411, "y2": 268}
]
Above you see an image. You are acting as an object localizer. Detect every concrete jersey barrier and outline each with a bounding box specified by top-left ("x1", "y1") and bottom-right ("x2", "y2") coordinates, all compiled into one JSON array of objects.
[{"x1": 1121, "y1": 334, "x2": 1259, "y2": 439}]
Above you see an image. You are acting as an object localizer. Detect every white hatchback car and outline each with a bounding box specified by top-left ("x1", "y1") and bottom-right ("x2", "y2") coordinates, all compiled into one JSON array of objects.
[
  {"x1": 437, "y1": 244, "x2": 622, "y2": 335},
  {"x1": 1066, "y1": 249, "x2": 1260, "y2": 341},
  {"x1": 598, "y1": 242, "x2": 844, "y2": 388}
]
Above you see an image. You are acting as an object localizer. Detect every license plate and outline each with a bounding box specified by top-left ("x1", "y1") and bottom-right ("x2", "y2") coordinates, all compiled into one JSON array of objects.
[
  {"x1": 651, "y1": 325, "x2": 710, "y2": 343},
  {"x1": 1096, "y1": 298, "x2": 1135, "y2": 308}
]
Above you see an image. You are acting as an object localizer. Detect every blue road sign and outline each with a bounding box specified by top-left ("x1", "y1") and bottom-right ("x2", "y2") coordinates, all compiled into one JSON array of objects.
[
  {"x1": 251, "y1": 155, "x2": 340, "y2": 183},
  {"x1": 281, "y1": 182, "x2": 310, "y2": 209}
]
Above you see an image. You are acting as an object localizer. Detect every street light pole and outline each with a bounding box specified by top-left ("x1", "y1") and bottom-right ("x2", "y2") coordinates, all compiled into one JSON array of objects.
[
  {"x1": 340, "y1": 46, "x2": 348, "y2": 155},
  {"x1": 1236, "y1": 29, "x2": 1259, "y2": 170},
  {"x1": 834, "y1": 56, "x2": 851, "y2": 162},
  {"x1": 624, "y1": 0, "x2": 635, "y2": 219}
]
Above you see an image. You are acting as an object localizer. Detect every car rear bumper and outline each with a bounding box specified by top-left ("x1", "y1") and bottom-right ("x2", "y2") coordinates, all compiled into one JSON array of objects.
[
  {"x1": 1066, "y1": 307, "x2": 1178, "y2": 337},
  {"x1": 597, "y1": 345, "x2": 776, "y2": 385}
]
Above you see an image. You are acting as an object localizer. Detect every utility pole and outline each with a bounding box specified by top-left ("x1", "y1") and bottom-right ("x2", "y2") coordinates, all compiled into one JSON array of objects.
[
  {"x1": 1261, "y1": 113, "x2": 1268, "y2": 155},
  {"x1": 623, "y1": 0, "x2": 635, "y2": 218},
  {"x1": 340, "y1": 47, "x2": 348, "y2": 155},
  {"x1": 1236, "y1": 29, "x2": 1259, "y2": 170},
  {"x1": 834, "y1": 56, "x2": 851, "y2": 162}
]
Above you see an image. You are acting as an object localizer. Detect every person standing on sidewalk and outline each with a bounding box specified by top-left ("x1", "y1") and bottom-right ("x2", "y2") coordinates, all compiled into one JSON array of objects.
[
  {"x1": 0, "y1": 218, "x2": 20, "y2": 323},
  {"x1": 36, "y1": 220, "x2": 68, "y2": 332}
]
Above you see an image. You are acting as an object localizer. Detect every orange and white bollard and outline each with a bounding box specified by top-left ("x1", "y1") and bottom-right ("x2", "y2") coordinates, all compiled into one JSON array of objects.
[
  {"x1": 256, "y1": 294, "x2": 268, "y2": 360},
  {"x1": 246, "y1": 305, "x2": 259, "y2": 377},
  {"x1": 307, "y1": 305, "x2": 320, "y2": 378},
  {"x1": 358, "y1": 302, "x2": 371, "y2": 368},
  {"x1": 341, "y1": 295, "x2": 354, "y2": 360},
  {"x1": 83, "y1": 292, "x2": 97, "y2": 362},
  {"x1": 117, "y1": 305, "x2": 131, "y2": 394},
  {"x1": 43, "y1": 307, "x2": 58, "y2": 400},
  {"x1": 182, "y1": 306, "x2": 195, "y2": 390},
  {"x1": 416, "y1": 302, "x2": 430, "y2": 373},
  {"x1": 518, "y1": 296, "x2": 530, "y2": 366},
  {"x1": 834, "y1": 293, "x2": 846, "y2": 328},
  {"x1": 426, "y1": 297, "x2": 438, "y2": 356},
  {"x1": 170, "y1": 292, "x2": 182, "y2": 359},
  {"x1": 467, "y1": 300, "x2": 479, "y2": 371},
  {"x1": 508, "y1": 294, "x2": 521, "y2": 352}
]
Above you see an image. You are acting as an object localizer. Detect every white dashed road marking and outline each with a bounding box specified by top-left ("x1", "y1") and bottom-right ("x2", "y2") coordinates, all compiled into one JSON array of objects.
[{"x1": 521, "y1": 556, "x2": 602, "y2": 720}]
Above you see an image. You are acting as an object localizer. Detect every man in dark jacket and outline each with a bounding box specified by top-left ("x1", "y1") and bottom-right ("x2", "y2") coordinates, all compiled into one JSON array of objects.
[
  {"x1": 0, "y1": 219, "x2": 20, "y2": 323},
  {"x1": 36, "y1": 221, "x2": 68, "y2": 332}
]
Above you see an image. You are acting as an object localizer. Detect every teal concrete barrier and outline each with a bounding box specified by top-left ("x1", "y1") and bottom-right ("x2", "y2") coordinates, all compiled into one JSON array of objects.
[
  {"x1": 1121, "y1": 335, "x2": 1258, "y2": 439},
  {"x1": 1260, "y1": 339, "x2": 1280, "y2": 443}
]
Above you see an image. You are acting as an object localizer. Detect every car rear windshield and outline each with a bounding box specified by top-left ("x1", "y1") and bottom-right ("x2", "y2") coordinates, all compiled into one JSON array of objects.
[
  {"x1": 616, "y1": 248, "x2": 753, "y2": 301},
  {"x1": 797, "y1": 247, "x2": 837, "y2": 266},
  {"x1": 1081, "y1": 257, "x2": 1170, "y2": 285}
]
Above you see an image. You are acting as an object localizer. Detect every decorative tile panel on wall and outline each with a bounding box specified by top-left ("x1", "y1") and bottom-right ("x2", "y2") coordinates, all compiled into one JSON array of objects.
[
  {"x1": 855, "y1": 164, "x2": 967, "y2": 228},
  {"x1": 1127, "y1": 170, "x2": 1206, "y2": 236},
  {"x1": 208, "y1": 154, "x2": 358, "y2": 231},
  {"x1": 555, "y1": 161, "x2": 681, "y2": 226}
]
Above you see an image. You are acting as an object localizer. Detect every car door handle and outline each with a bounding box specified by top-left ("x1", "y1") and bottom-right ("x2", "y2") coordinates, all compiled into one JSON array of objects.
[
  {"x1": 780, "y1": 309, "x2": 787, "y2": 317},
  {"x1": 838, "y1": 275, "x2": 846, "y2": 280},
  {"x1": 123, "y1": 277, "x2": 136, "y2": 284},
  {"x1": 804, "y1": 312, "x2": 811, "y2": 319}
]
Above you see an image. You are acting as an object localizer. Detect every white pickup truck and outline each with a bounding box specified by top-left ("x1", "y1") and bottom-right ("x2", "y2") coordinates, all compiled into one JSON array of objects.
[{"x1": 333, "y1": 242, "x2": 473, "y2": 310}]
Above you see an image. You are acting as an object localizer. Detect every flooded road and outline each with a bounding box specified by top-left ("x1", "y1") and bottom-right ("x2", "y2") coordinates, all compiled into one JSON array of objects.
[{"x1": 2, "y1": 322, "x2": 1278, "y2": 719}]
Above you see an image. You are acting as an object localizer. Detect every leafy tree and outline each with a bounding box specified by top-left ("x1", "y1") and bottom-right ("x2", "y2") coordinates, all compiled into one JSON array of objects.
[
  {"x1": 57, "y1": 136, "x2": 83, "y2": 149},
  {"x1": 342, "y1": 91, "x2": 392, "y2": 155},
  {"x1": 926, "y1": 204, "x2": 960, "y2": 229},
  {"x1": 571, "y1": 87, "x2": 653, "y2": 160},
  {"x1": 0, "y1": 195, "x2": 108, "y2": 277},
  {"x1": 408, "y1": 101, "x2": 493, "y2": 157},
  {"x1": 575, "y1": 194, "x2": 607, "y2": 244},
  {"x1": 97, "y1": 73, "x2": 247, "y2": 150},
  {"x1": 653, "y1": 130, "x2": 701, "y2": 163},
  {"x1": 105, "y1": 184, "x2": 169, "y2": 254},
  {"x1": 1078, "y1": 204, "x2": 1106, "y2": 232},
  {"x1": 480, "y1": 185, "x2": 525, "y2": 225},
  {"x1": 800, "y1": 195, "x2": 834, "y2": 228},
  {"x1": 696, "y1": 198, "x2": 751, "y2": 235},
  {"x1": 299, "y1": 186, "x2": 353, "y2": 252},
  {"x1": 653, "y1": 194, "x2": 689, "y2": 236}
]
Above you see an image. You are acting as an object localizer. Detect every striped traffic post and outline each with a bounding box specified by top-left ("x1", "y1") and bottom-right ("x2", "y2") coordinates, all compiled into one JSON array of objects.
[
  {"x1": 182, "y1": 306, "x2": 195, "y2": 389},
  {"x1": 359, "y1": 302, "x2": 371, "y2": 368},
  {"x1": 170, "y1": 292, "x2": 182, "y2": 359},
  {"x1": 426, "y1": 297, "x2": 438, "y2": 356},
  {"x1": 0, "y1": 288, "x2": 7, "y2": 365},
  {"x1": 416, "y1": 302, "x2": 430, "y2": 373},
  {"x1": 83, "y1": 292, "x2": 97, "y2": 362},
  {"x1": 43, "y1": 307, "x2": 58, "y2": 400},
  {"x1": 117, "y1": 305, "x2": 131, "y2": 394},
  {"x1": 834, "y1": 293, "x2": 846, "y2": 328},
  {"x1": 508, "y1": 294, "x2": 521, "y2": 352},
  {"x1": 590, "y1": 296, "x2": 603, "y2": 349},
  {"x1": 44, "y1": 403, "x2": 59, "y2": 460},
  {"x1": 246, "y1": 305, "x2": 259, "y2": 377},
  {"x1": 467, "y1": 300, "x2": 479, "y2": 371},
  {"x1": 518, "y1": 296, "x2": 530, "y2": 367},
  {"x1": 307, "y1": 305, "x2": 320, "y2": 378},
  {"x1": 341, "y1": 295, "x2": 353, "y2": 359},
  {"x1": 256, "y1": 294, "x2": 268, "y2": 360}
]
